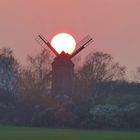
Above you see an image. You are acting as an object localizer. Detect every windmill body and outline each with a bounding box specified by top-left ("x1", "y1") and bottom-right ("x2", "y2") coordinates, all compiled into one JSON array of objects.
[{"x1": 52, "y1": 51, "x2": 74, "y2": 99}]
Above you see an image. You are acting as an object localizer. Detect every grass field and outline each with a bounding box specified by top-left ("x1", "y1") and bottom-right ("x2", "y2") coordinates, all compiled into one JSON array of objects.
[{"x1": 0, "y1": 126, "x2": 140, "y2": 140}]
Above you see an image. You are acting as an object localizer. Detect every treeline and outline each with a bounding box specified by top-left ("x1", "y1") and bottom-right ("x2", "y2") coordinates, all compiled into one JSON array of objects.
[{"x1": 0, "y1": 47, "x2": 140, "y2": 129}]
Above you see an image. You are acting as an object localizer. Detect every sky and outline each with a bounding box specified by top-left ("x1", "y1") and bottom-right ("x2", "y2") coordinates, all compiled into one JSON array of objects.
[{"x1": 0, "y1": 0, "x2": 140, "y2": 78}]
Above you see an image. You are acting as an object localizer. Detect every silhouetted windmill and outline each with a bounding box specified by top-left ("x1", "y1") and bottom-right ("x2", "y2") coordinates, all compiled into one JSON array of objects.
[{"x1": 36, "y1": 34, "x2": 93, "y2": 100}]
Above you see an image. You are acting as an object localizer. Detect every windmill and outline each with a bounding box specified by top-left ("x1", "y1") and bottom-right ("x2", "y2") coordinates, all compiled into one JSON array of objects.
[{"x1": 36, "y1": 34, "x2": 93, "y2": 100}]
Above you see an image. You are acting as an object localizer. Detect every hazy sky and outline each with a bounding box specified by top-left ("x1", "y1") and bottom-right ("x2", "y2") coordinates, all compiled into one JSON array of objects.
[{"x1": 0, "y1": 0, "x2": 140, "y2": 77}]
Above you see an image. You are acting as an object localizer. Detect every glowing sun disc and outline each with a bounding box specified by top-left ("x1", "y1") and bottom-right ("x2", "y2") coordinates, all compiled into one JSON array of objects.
[{"x1": 51, "y1": 33, "x2": 76, "y2": 54}]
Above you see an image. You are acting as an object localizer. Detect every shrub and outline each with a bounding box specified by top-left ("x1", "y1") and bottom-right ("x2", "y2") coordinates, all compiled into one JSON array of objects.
[{"x1": 90, "y1": 104, "x2": 121, "y2": 129}]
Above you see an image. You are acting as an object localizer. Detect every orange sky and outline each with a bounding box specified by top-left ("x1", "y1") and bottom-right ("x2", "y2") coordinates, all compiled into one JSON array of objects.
[{"x1": 0, "y1": 0, "x2": 140, "y2": 78}]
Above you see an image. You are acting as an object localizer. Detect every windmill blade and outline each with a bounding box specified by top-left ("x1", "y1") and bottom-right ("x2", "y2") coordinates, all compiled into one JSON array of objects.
[
  {"x1": 36, "y1": 34, "x2": 59, "y2": 56},
  {"x1": 70, "y1": 35, "x2": 93, "y2": 58},
  {"x1": 35, "y1": 36, "x2": 48, "y2": 51}
]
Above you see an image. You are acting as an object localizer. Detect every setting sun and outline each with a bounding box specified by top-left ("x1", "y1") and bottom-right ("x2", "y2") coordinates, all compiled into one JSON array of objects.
[{"x1": 51, "y1": 33, "x2": 76, "y2": 54}]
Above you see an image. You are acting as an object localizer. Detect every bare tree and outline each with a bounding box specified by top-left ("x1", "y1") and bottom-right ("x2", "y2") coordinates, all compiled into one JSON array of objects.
[
  {"x1": 74, "y1": 52, "x2": 126, "y2": 99},
  {"x1": 19, "y1": 49, "x2": 52, "y2": 104},
  {"x1": 0, "y1": 47, "x2": 19, "y2": 95},
  {"x1": 0, "y1": 48, "x2": 19, "y2": 124},
  {"x1": 77, "y1": 52, "x2": 126, "y2": 82}
]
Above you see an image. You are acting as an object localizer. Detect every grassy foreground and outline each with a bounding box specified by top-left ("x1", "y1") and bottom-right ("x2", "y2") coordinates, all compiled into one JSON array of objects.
[{"x1": 0, "y1": 126, "x2": 140, "y2": 140}]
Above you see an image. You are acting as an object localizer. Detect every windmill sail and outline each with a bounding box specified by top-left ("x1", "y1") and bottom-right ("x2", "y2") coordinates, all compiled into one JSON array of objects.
[
  {"x1": 36, "y1": 34, "x2": 59, "y2": 56},
  {"x1": 70, "y1": 35, "x2": 93, "y2": 58}
]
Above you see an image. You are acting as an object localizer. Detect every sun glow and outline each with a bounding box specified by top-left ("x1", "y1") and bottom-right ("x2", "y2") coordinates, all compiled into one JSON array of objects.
[{"x1": 51, "y1": 33, "x2": 76, "y2": 54}]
